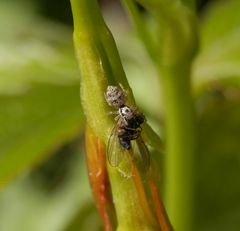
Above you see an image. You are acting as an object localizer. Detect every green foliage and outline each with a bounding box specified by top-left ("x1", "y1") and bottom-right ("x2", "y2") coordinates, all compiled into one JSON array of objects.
[
  {"x1": 192, "y1": 1, "x2": 240, "y2": 230},
  {"x1": 0, "y1": 2, "x2": 84, "y2": 186},
  {"x1": 195, "y1": 87, "x2": 240, "y2": 231},
  {"x1": 194, "y1": 0, "x2": 240, "y2": 85},
  {"x1": 0, "y1": 147, "x2": 101, "y2": 231},
  {"x1": 0, "y1": 83, "x2": 83, "y2": 186},
  {"x1": 1, "y1": 0, "x2": 240, "y2": 230},
  {"x1": 0, "y1": 2, "x2": 95, "y2": 230}
]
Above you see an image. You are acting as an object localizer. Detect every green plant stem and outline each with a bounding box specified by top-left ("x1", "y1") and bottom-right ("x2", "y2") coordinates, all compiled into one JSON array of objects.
[
  {"x1": 70, "y1": 0, "x2": 159, "y2": 230},
  {"x1": 181, "y1": 0, "x2": 196, "y2": 10},
  {"x1": 70, "y1": 0, "x2": 103, "y2": 32},
  {"x1": 121, "y1": 2, "x2": 197, "y2": 230},
  {"x1": 159, "y1": 63, "x2": 195, "y2": 231},
  {"x1": 121, "y1": 0, "x2": 157, "y2": 62}
]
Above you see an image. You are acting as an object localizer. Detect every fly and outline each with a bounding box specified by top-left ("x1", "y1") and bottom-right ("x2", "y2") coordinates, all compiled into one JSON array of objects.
[{"x1": 105, "y1": 85, "x2": 150, "y2": 170}]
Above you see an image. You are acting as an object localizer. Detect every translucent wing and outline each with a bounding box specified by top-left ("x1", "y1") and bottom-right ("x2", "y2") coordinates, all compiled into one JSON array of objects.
[
  {"x1": 107, "y1": 123, "x2": 125, "y2": 167},
  {"x1": 135, "y1": 136, "x2": 150, "y2": 171}
]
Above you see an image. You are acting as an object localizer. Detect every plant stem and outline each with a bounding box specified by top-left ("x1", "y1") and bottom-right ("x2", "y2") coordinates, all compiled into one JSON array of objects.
[
  {"x1": 70, "y1": 0, "x2": 104, "y2": 32},
  {"x1": 181, "y1": 0, "x2": 196, "y2": 10},
  {"x1": 159, "y1": 63, "x2": 195, "y2": 231},
  {"x1": 123, "y1": 2, "x2": 197, "y2": 229},
  {"x1": 70, "y1": 1, "x2": 163, "y2": 230},
  {"x1": 121, "y1": 0, "x2": 157, "y2": 62}
]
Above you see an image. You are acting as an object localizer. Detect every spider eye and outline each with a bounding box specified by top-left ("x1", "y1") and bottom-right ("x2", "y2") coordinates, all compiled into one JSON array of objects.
[{"x1": 123, "y1": 107, "x2": 130, "y2": 114}]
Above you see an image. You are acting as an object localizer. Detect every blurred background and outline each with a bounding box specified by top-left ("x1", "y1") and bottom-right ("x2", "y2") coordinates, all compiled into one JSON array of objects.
[{"x1": 1, "y1": 0, "x2": 240, "y2": 230}]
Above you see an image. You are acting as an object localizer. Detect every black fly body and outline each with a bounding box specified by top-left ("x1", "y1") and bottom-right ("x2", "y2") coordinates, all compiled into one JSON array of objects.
[
  {"x1": 105, "y1": 85, "x2": 150, "y2": 169},
  {"x1": 117, "y1": 107, "x2": 144, "y2": 150}
]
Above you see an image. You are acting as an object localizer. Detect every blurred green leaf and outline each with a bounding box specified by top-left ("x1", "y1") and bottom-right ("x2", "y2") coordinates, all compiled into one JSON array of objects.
[
  {"x1": 64, "y1": 202, "x2": 102, "y2": 231},
  {"x1": 0, "y1": 1, "x2": 78, "y2": 95},
  {"x1": 193, "y1": 3, "x2": 240, "y2": 228},
  {"x1": 0, "y1": 1, "x2": 85, "y2": 187},
  {"x1": 193, "y1": 0, "x2": 240, "y2": 85},
  {"x1": 194, "y1": 85, "x2": 240, "y2": 230},
  {"x1": 0, "y1": 148, "x2": 97, "y2": 231},
  {"x1": 0, "y1": 83, "x2": 84, "y2": 187},
  {"x1": 199, "y1": 0, "x2": 240, "y2": 48}
]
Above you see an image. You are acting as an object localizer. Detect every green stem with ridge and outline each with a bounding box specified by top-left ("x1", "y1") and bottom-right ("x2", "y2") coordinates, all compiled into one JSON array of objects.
[
  {"x1": 70, "y1": 0, "x2": 159, "y2": 230},
  {"x1": 159, "y1": 63, "x2": 195, "y2": 231},
  {"x1": 120, "y1": 1, "x2": 197, "y2": 230}
]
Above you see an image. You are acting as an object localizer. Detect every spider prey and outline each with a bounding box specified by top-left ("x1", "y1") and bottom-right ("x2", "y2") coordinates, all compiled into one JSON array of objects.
[{"x1": 105, "y1": 85, "x2": 150, "y2": 169}]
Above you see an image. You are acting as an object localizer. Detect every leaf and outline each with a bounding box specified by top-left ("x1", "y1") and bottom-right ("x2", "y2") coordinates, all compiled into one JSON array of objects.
[
  {"x1": 0, "y1": 148, "x2": 97, "y2": 231},
  {"x1": 0, "y1": 1, "x2": 85, "y2": 187},
  {"x1": 193, "y1": 0, "x2": 240, "y2": 86},
  {"x1": 0, "y1": 1, "x2": 78, "y2": 95},
  {"x1": 194, "y1": 85, "x2": 240, "y2": 230},
  {"x1": 193, "y1": 2, "x2": 240, "y2": 225},
  {"x1": 199, "y1": 0, "x2": 240, "y2": 48},
  {"x1": 0, "y1": 83, "x2": 84, "y2": 187},
  {"x1": 64, "y1": 203, "x2": 102, "y2": 231}
]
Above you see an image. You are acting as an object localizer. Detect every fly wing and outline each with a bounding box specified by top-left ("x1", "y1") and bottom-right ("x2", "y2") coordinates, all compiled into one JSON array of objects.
[
  {"x1": 136, "y1": 136, "x2": 150, "y2": 171},
  {"x1": 107, "y1": 124, "x2": 124, "y2": 167}
]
